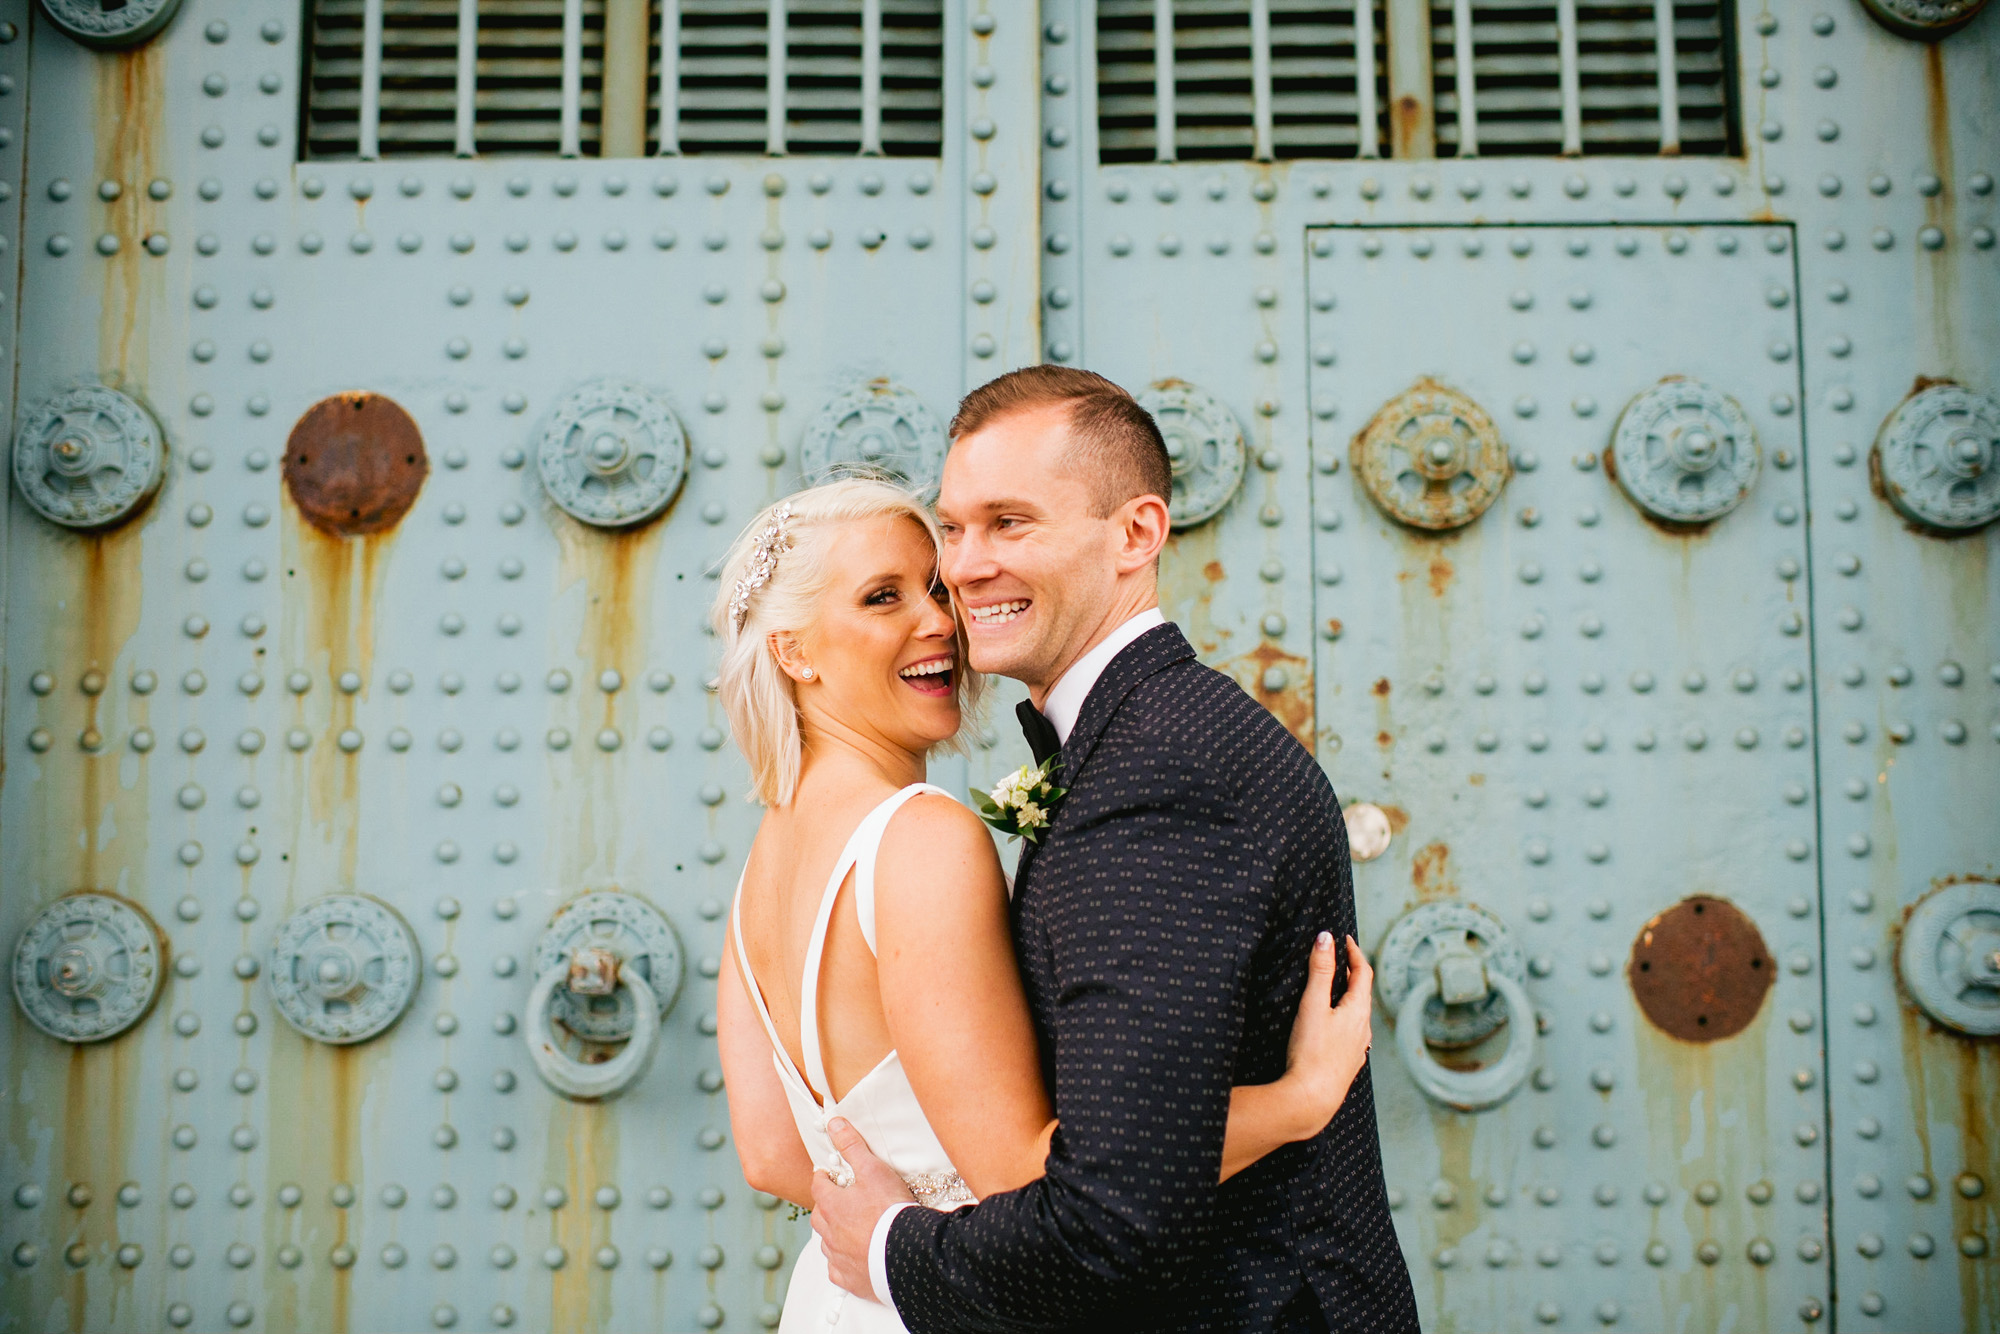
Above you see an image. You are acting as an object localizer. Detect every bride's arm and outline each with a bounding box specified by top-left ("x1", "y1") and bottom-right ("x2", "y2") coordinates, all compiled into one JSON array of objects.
[
  {"x1": 718, "y1": 945, "x2": 817, "y2": 1209},
  {"x1": 873, "y1": 796, "x2": 1057, "y2": 1199},
  {"x1": 1217, "y1": 933, "x2": 1375, "y2": 1181},
  {"x1": 877, "y1": 798, "x2": 1375, "y2": 1197}
]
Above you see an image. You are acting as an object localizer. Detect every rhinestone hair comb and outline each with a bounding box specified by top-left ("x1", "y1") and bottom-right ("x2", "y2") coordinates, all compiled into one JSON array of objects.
[{"x1": 727, "y1": 502, "x2": 795, "y2": 634}]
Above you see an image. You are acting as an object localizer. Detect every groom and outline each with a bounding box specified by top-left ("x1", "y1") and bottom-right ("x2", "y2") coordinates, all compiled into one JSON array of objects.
[{"x1": 810, "y1": 366, "x2": 1418, "y2": 1332}]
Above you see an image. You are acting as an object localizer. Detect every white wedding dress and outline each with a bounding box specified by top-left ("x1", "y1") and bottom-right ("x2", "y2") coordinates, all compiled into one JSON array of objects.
[{"x1": 732, "y1": 783, "x2": 978, "y2": 1333}]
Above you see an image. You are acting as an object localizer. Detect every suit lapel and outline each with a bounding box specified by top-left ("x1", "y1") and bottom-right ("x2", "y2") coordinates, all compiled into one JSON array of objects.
[{"x1": 1055, "y1": 621, "x2": 1198, "y2": 783}]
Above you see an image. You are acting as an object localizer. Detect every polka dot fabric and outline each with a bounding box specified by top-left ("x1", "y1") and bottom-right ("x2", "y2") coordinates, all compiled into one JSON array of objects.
[{"x1": 886, "y1": 624, "x2": 1417, "y2": 1333}]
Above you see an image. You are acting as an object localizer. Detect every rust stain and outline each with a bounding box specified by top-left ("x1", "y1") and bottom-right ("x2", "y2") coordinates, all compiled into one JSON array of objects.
[
  {"x1": 550, "y1": 511, "x2": 667, "y2": 886},
  {"x1": 285, "y1": 394, "x2": 429, "y2": 537},
  {"x1": 1629, "y1": 896, "x2": 1773, "y2": 1042},
  {"x1": 1219, "y1": 643, "x2": 1314, "y2": 751},
  {"x1": 1375, "y1": 729, "x2": 1392, "y2": 749},
  {"x1": 1157, "y1": 524, "x2": 1228, "y2": 657},
  {"x1": 94, "y1": 48, "x2": 163, "y2": 388},
  {"x1": 1425, "y1": 553, "x2": 1453, "y2": 597},
  {"x1": 1323, "y1": 617, "x2": 1343, "y2": 640},
  {"x1": 547, "y1": 1101, "x2": 619, "y2": 1331},
  {"x1": 1922, "y1": 45, "x2": 1960, "y2": 375},
  {"x1": 1410, "y1": 842, "x2": 1453, "y2": 902},
  {"x1": 285, "y1": 504, "x2": 393, "y2": 881},
  {"x1": 1370, "y1": 677, "x2": 1390, "y2": 697},
  {"x1": 61, "y1": 1034, "x2": 135, "y2": 1332},
  {"x1": 1379, "y1": 804, "x2": 1410, "y2": 834},
  {"x1": 265, "y1": 1039, "x2": 361, "y2": 1334}
]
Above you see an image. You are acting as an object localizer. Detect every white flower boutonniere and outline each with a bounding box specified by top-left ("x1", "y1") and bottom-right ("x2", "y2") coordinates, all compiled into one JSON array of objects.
[{"x1": 970, "y1": 756, "x2": 1068, "y2": 844}]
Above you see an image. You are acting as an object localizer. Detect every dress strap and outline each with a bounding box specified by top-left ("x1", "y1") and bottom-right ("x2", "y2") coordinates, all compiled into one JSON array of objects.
[
  {"x1": 798, "y1": 783, "x2": 954, "y2": 1100},
  {"x1": 730, "y1": 875, "x2": 810, "y2": 1095},
  {"x1": 853, "y1": 783, "x2": 954, "y2": 955}
]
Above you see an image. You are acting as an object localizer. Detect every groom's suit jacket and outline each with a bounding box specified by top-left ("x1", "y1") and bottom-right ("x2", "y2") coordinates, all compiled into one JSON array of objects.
[{"x1": 884, "y1": 623, "x2": 1417, "y2": 1333}]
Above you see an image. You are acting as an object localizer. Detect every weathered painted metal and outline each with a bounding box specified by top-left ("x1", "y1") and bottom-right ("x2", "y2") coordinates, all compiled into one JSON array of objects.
[
  {"x1": 0, "y1": 1, "x2": 1994, "y2": 1331},
  {"x1": 9, "y1": 892, "x2": 166, "y2": 1042},
  {"x1": 11, "y1": 384, "x2": 166, "y2": 528},
  {"x1": 1897, "y1": 880, "x2": 2000, "y2": 1037},
  {"x1": 1134, "y1": 378, "x2": 1247, "y2": 528},
  {"x1": 534, "y1": 379, "x2": 691, "y2": 527},
  {"x1": 1610, "y1": 377, "x2": 1762, "y2": 525},
  {"x1": 1628, "y1": 894, "x2": 1775, "y2": 1042},
  {"x1": 1374, "y1": 898, "x2": 1526, "y2": 1049},
  {"x1": 1351, "y1": 377, "x2": 1510, "y2": 531},
  {"x1": 799, "y1": 378, "x2": 949, "y2": 493},
  {"x1": 1872, "y1": 381, "x2": 2000, "y2": 531},
  {"x1": 34, "y1": 0, "x2": 182, "y2": 49},
  {"x1": 266, "y1": 894, "x2": 423, "y2": 1044}
]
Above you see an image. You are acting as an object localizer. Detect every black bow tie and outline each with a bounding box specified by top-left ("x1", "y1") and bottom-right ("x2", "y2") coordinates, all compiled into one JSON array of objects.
[{"x1": 1016, "y1": 700, "x2": 1061, "y2": 767}]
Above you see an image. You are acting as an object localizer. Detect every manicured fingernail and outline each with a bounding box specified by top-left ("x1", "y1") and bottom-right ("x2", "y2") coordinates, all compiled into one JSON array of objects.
[{"x1": 1316, "y1": 931, "x2": 1333, "y2": 949}]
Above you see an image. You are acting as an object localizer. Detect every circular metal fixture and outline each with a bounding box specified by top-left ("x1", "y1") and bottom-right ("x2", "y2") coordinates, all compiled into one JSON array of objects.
[
  {"x1": 1136, "y1": 380, "x2": 1248, "y2": 528},
  {"x1": 1394, "y1": 970, "x2": 1538, "y2": 1112},
  {"x1": 13, "y1": 385, "x2": 166, "y2": 529},
  {"x1": 12, "y1": 893, "x2": 167, "y2": 1042},
  {"x1": 525, "y1": 893, "x2": 682, "y2": 1099},
  {"x1": 1872, "y1": 383, "x2": 2000, "y2": 532},
  {"x1": 284, "y1": 393, "x2": 429, "y2": 536},
  {"x1": 37, "y1": 0, "x2": 182, "y2": 47},
  {"x1": 1342, "y1": 802, "x2": 1394, "y2": 862},
  {"x1": 1376, "y1": 901, "x2": 1526, "y2": 1049},
  {"x1": 800, "y1": 379, "x2": 947, "y2": 494},
  {"x1": 1610, "y1": 378, "x2": 1761, "y2": 525},
  {"x1": 1629, "y1": 895, "x2": 1772, "y2": 1042},
  {"x1": 530, "y1": 892, "x2": 683, "y2": 1042},
  {"x1": 1858, "y1": 0, "x2": 1989, "y2": 40},
  {"x1": 267, "y1": 895, "x2": 422, "y2": 1044},
  {"x1": 1898, "y1": 880, "x2": 2000, "y2": 1036},
  {"x1": 536, "y1": 380, "x2": 690, "y2": 527},
  {"x1": 1352, "y1": 378, "x2": 1509, "y2": 530}
]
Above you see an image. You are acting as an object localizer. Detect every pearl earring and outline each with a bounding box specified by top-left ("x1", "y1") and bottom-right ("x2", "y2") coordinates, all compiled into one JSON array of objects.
[{"x1": 800, "y1": 667, "x2": 814, "y2": 680}]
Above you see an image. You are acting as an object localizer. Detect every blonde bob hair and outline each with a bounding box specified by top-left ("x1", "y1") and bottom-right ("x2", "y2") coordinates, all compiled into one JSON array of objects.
[{"x1": 710, "y1": 477, "x2": 986, "y2": 807}]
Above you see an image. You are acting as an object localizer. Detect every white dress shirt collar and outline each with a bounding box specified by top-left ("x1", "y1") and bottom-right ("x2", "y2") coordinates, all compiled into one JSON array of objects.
[{"x1": 1040, "y1": 607, "x2": 1167, "y2": 743}]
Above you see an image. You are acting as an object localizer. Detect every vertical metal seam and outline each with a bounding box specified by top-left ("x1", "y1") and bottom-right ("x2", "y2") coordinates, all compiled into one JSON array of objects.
[
  {"x1": 766, "y1": 0, "x2": 788, "y2": 156},
  {"x1": 1556, "y1": 0, "x2": 1582, "y2": 155},
  {"x1": 1356, "y1": 0, "x2": 1378, "y2": 158},
  {"x1": 658, "y1": 0, "x2": 681, "y2": 155},
  {"x1": 861, "y1": 0, "x2": 883, "y2": 155},
  {"x1": 1451, "y1": 0, "x2": 1477, "y2": 157},
  {"x1": 1785, "y1": 218, "x2": 1840, "y2": 1333},
  {"x1": 559, "y1": 0, "x2": 584, "y2": 157},
  {"x1": 453, "y1": 0, "x2": 478, "y2": 157},
  {"x1": 1250, "y1": 0, "x2": 1273, "y2": 162},
  {"x1": 359, "y1": 0, "x2": 384, "y2": 160},
  {"x1": 1653, "y1": 0, "x2": 1681, "y2": 154},
  {"x1": 1153, "y1": 0, "x2": 1175, "y2": 162}
]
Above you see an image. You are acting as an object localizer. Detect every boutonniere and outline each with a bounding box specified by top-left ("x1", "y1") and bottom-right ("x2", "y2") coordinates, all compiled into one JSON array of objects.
[{"x1": 970, "y1": 756, "x2": 1067, "y2": 844}]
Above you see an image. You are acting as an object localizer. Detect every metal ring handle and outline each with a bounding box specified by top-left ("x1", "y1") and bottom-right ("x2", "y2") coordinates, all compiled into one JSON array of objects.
[
  {"x1": 525, "y1": 959, "x2": 660, "y2": 1100},
  {"x1": 1393, "y1": 970, "x2": 1538, "y2": 1112}
]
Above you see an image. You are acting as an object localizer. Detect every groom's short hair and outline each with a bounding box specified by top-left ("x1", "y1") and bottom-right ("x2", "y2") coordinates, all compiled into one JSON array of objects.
[{"x1": 950, "y1": 366, "x2": 1172, "y2": 518}]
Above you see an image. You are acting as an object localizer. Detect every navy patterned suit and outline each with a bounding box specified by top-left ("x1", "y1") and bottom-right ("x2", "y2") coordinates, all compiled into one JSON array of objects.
[{"x1": 884, "y1": 623, "x2": 1418, "y2": 1332}]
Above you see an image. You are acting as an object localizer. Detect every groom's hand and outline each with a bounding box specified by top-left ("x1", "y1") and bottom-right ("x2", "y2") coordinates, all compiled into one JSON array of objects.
[{"x1": 809, "y1": 1117, "x2": 917, "y2": 1303}]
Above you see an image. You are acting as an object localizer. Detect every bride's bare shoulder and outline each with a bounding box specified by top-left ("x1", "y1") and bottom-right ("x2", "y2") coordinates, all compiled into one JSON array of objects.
[{"x1": 875, "y1": 791, "x2": 1003, "y2": 889}]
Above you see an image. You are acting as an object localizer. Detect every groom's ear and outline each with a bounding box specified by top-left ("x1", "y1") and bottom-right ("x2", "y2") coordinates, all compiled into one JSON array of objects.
[{"x1": 1112, "y1": 493, "x2": 1171, "y2": 574}]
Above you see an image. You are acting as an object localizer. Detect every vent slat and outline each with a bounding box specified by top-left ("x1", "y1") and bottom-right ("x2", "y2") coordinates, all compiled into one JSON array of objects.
[{"x1": 305, "y1": 0, "x2": 942, "y2": 158}]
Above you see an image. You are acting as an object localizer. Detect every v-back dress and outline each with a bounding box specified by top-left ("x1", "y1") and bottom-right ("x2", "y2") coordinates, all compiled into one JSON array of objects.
[{"x1": 732, "y1": 783, "x2": 977, "y2": 1333}]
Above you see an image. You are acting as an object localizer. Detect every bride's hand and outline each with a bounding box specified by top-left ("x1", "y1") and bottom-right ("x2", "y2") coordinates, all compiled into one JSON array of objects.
[{"x1": 1278, "y1": 933, "x2": 1375, "y2": 1139}]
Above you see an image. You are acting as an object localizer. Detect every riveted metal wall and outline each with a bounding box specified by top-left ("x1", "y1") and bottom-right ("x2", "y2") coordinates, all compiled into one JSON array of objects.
[{"x1": 0, "y1": 3, "x2": 1995, "y2": 1334}]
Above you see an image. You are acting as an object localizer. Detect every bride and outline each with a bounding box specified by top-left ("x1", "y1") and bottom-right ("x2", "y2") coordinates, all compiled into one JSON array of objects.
[{"x1": 712, "y1": 478, "x2": 1376, "y2": 1333}]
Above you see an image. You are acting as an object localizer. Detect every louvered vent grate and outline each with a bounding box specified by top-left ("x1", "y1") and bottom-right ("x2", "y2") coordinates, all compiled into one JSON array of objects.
[
  {"x1": 1096, "y1": 0, "x2": 1735, "y2": 162},
  {"x1": 1099, "y1": 1, "x2": 1390, "y2": 162},
  {"x1": 303, "y1": 0, "x2": 940, "y2": 159},
  {"x1": 1432, "y1": 1, "x2": 1734, "y2": 156}
]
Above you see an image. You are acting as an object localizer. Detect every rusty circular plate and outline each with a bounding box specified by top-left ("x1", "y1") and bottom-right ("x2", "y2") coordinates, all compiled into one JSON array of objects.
[
  {"x1": 1628, "y1": 895, "x2": 1773, "y2": 1042},
  {"x1": 284, "y1": 393, "x2": 428, "y2": 536}
]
